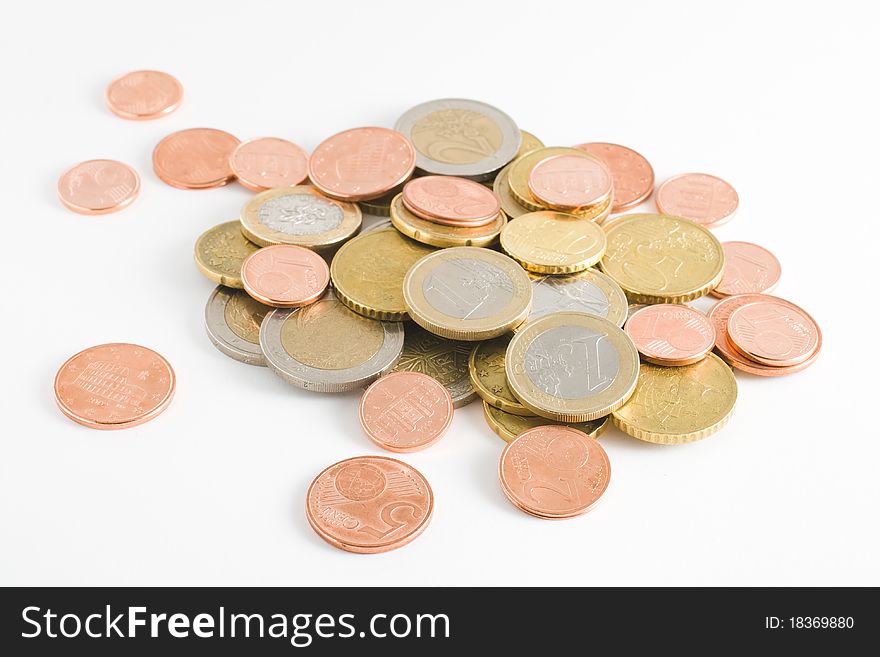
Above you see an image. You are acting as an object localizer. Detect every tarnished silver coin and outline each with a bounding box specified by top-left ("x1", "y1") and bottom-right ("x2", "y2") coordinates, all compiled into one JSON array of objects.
[
  {"x1": 259, "y1": 290, "x2": 403, "y2": 392},
  {"x1": 391, "y1": 324, "x2": 476, "y2": 408},
  {"x1": 204, "y1": 287, "x2": 269, "y2": 366},
  {"x1": 394, "y1": 99, "x2": 521, "y2": 181},
  {"x1": 528, "y1": 269, "x2": 627, "y2": 327}
]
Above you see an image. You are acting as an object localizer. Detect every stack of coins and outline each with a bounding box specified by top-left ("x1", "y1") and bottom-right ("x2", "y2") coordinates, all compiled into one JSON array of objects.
[{"x1": 54, "y1": 80, "x2": 824, "y2": 553}]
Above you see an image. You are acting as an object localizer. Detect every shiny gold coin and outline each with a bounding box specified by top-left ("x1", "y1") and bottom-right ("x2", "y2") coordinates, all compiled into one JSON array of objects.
[
  {"x1": 392, "y1": 324, "x2": 476, "y2": 408},
  {"x1": 493, "y1": 161, "x2": 530, "y2": 219},
  {"x1": 500, "y1": 211, "x2": 607, "y2": 274},
  {"x1": 390, "y1": 193, "x2": 506, "y2": 248},
  {"x1": 468, "y1": 334, "x2": 535, "y2": 416},
  {"x1": 600, "y1": 213, "x2": 724, "y2": 303},
  {"x1": 527, "y1": 268, "x2": 628, "y2": 327},
  {"x1": 403, "y1": 247, "x2": 532, "y2": 340},
  {"x1": 330, "y1": 228, "x2": 435, "y2": 321},
  {"x1": 482, "y1": 402, "x2": 608, "y2": 443},
  {"x1": 516, "y1": 130, "x2": 544, "y2": 159},
  {"x1": 240, "y1": 185, "x2": 362, "y2": 252},
  {"x1": 506, "y1": 312, "x2": 640, "y2": 421},
  {"x1": 508, "y1": 147, "x2": 611, "y2": 213},
  {"x1": 611, "y1": 353, "x2": 736, "y2": 444},
  {"x1": 194, "y1": 220, "x2": 259, "y2": 289}
]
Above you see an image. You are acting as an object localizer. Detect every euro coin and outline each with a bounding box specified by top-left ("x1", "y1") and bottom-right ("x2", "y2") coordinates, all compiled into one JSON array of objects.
[
  {"x1": 528, "y1": 269, "x2": 627, "y2": 326},
  {"x1": 241, "y1": 244, "x2": 330, "y2": 308},
  {"x1": 194, "y1": 220, "x2": 259, "y2": 289},
  {"x1": 710, "y1": 241, "x2": 781, "y2": 297},
  {"x1": 482, "y1": 402, "x2": 608, "y2": 443},
  {"x1": 390, "y1": 192, "x2": 506, "y2": 248},
  {"x1": 392, "y1": 324, "x2": 476, "y2": 408},
  {"x1": 204, "y1": 286, "x2": 269, "y2": 366},
  {"x1": 655, "y1": 173, "x2": 738, "y2": 228},
  {"x1": 500, "y1": 210, "x2": 607, "y2": 274},
  {"x1": 468, "y1": 334, "x2": 535, "y2": 416}
]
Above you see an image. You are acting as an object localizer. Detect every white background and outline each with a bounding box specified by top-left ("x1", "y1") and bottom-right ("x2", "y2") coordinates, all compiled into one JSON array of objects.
[{"x1": 2, "y1": 0, "x2": 877, "y2": 586}]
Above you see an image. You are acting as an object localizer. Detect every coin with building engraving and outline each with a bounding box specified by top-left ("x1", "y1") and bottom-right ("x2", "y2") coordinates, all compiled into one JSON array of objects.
[
  {"x1": 194, "y1": 220, "x2": 259, "y2": 289},
  {"x1": 528, "y1": 269, "x2": 627, "y2": 326},
  {"x1": 498, "y1": 426, "x2": 611, "y2": 519},
  {"x1": 152, "y1": 128, "x2": 239, "y2": 189},
  {"x1": 612, "y1": 353, "x2": 736, "y2": 444},
  {"x1": 392, "y1": 324, "x2": 476, "y2": 407},
  {"x1": 500, "y1": 211, "x2": 607, "y2": 274},
  {"x1": 308, "y1": 127, "x2": 415, "y2": 201},
  {"x1": 54, "y1": 343, "x2": 175, "y2": 430},
  {"x1": 305, "y1": 455, "x2": 434, "y2": 553},
  {"x1": 204, "y1": 287, "x2": 269, "y2": 366},
  {"x1": 508, "y1": 147, "x2": 604, "y2": 213},
  {"x1": 482, "y1": 402, "x2": 608, "y2": 444},
  {"x1": 726, "y1": 298, "x2": 820, "y2": 367},
  {"x1": 505, "y1": 312, "x2": 639, "y2": 421},
  {"x1": 105, "y1": 70, "x2": 182, "y2": 120},
  {"x1": 625, "y1": 304, "x2": 716, "y2": 366},
  {"x1": 240, "y1": 185, "x2": 361, "y2": 251},
  {"x1": 259, "y1": 291, "x2": 403, "y2": 392},
  {"x1": 330, "y1": 228, "x2": 434, "y2": 321},
  {"x1": 229, "y1": 137, "x2": 309, "y2": 192},
  {"x1": 574, "y1": 142, "x2": 654, "y2": 212},
  {"x1": 394, "y1": 98, "x2": 521, "y2": 180},
  {"x1": 468, "y1": 334, "x2": 535, "y2": 416},
  {"x1": 359, "y1": 372, "x2": 454, "y2": 452},
  {"x1": 655, "y1": 173, "x2": 739, "y2": 228},
  {"x1": 527, "y1": 154, "x2": 613, "y2": 212},
  {"x1": 390, "y1": 193, "x2": 506, "y2": 248},
  {"x1": 600, "y1": 213, "x2": 724, "y2": 303},
  {"x1": 711, "y1": 242, "x2": 781, "y2": 297},
  {"x1": 403, "y1": 247, "x2": 532, "y2": 340}
]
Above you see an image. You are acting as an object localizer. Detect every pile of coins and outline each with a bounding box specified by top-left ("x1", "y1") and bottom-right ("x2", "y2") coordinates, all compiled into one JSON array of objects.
[{"x1": 53, "y1": 76, "x2": 822, "y2": 554}]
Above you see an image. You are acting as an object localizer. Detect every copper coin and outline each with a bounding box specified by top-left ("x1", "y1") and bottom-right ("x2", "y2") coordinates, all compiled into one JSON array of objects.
[
  {"x1": 359, "y1": 372, "x2": 453, "y2": 452},
  {"x1": 402, "y1": 176, "x2": 500, "y2": 225},
  {"x1": 152, "y1": 128, "x2": 240, "y2": 189},
  {"x1": 499, "y1": 426, "x2": 610, "y2": 520},
  {"x1": 708, "y1": 294, "x2": 821, "y2": 376},
  {"x1": 527, "y1": 153, "x2": 613, "y2": 211},
  {"x1": 54, "y1": 343, "x2": 175, "y2": 430},
  {"x1": 241, "y1": 244, "x2": 329, "y2": 308},
  {"x1": 305, "y1": 455, "x2": 434, "y2": 554},
  {"x1": 57, "y1": 159, "x2": 140, "y2": 215},
  {"x1": 655, "y1": 173, "x2": 738, "y2": 228},
  {"x1": 105, "y1": 70, "x2": 182, "y2": 120},
  {"x1": 625, "y1": 304, "x2": 716, "y2": 366},
  {"x1": 308, "y1": 127, "x2": 416, "y2": 201},
  {"x1": 229, "y1": 137, "x2": 309, "y2": 192},
  {"x1": 574, "y1": 142, "x2": 654, "y2": 211},
  {"x1": 711, "y1": 241, "x2": 781, "y2": 297},
  {"x1": 726, "y1": 299, "x2": 820, "y2": 367}
]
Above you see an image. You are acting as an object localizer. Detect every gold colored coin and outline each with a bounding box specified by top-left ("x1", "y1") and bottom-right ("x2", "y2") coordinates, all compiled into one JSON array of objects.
[
  {"x1": 390, "y1": 193, "x2": 506, "y2": 248},
  {"x1": 403, "y1": 247, "x2": 532, "y2": 341},
  {"x1": 392, "y1": 324, "x2": 476, "y2": 408},
  {"x1": 194, "y1": 220, "x2": 259, "y2": 288},
  {"x1": 330, "y1": 228, "x2": 435, "y2": 321},
  {"x1": 527, "y1": 268, "x2": 628, "y2": 327},
  {"x1": 482, "y1": 402, "x2": 608, "y2": 443},
  {"x1": 506, "y1": 312, "x2": 640, "y2": 421},
  {"x1": 508, "y1": 147, "x2": 611, "y2": 213},
  {"x1": 493, "y1": 161, "x2": 530, "y2": 219},
  {"x1": 358, "y1": 188, "x2": 399, "y2": 218},
  {"x1": 500, "y1": 211, "x2": 607, "y2": 274},
  {"x1": 611, "y1": 353, "x2": 737, "y2": 444},
  {"x1": 240, "y1": 185, "x2": 361, "y2": 252},
  {"x1": 516, "y1": 130, "x2": 544, "y2": 159},
  {"x1": 468, "y1": 334, "x2": 535, "y2": 416},
  {"x1": 599, "y1": 213, "x2": 724, "y2": 303}
]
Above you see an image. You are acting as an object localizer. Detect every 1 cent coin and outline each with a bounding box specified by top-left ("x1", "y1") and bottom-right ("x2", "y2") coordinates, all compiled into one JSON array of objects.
[
  {"x1": 241, "y1": 244, "x2": 329, "y2": 308},
  {"x1": 625, "y1": 304, "x2": 716, "y2": 366},
  {"x1": 57, "y1": 159, "x2": 140, "y2": 215}
]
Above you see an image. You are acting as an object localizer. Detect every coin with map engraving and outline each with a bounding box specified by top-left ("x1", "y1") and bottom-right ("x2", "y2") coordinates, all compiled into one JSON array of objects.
[{"x1": 305, "y1": 455, "x2": 434, "y2": 553}]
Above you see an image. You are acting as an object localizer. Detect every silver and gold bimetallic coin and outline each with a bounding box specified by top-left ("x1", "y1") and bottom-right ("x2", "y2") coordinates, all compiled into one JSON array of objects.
[
  {"x1": 194, "y1": 220, "x2": 259, "y2": 289},
  {"x1": 394, "y1": 98, "x2": 521, "y2": 181},
  {"x1": 611, "y1": 353, "x2": 736, "y2": 444},
  {"x1": 240, "y1": 185, "x2": 361, "y2": 252},
  {"x1": 528, "y1": 269, "x2": 627, "y2": 326},
  {"x1": 482, "y1": 402, "x2": 609, "y2": 443},
  {"x1": 204, "y1": 286, "x2": 270, "y2": 366},
  {"x1": 500, "y1": 211, "x2": 607, "y2": 274},
  {"x1": 390, "y1": 193, "x2": 506, "y2": 248},
  {"x1": 330, "y1": 228, "x2": 435, "y2": 321},
  {"x1": 599, "y1": 213, "x2": 724, "y2": 303},
  {"x1": 391, "y1": 324, "x2": 476, "y2": 408},
  {"x1": 259, "y1": 290, "x2": 403, "y2": 392},
  {"x1": 403, "y1": 247, "x2": 532, "y2": 341},
  {"x1": 505, "y1": 312, "x2": 640, "y2": 421},
  {"x1": 468, "y1": 334, "x2": 535, "y2": 416}
]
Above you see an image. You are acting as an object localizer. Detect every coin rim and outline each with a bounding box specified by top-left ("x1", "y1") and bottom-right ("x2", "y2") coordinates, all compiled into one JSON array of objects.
[{"x1": 482, "y1": 401, "x2": 609, "y2": 443}]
